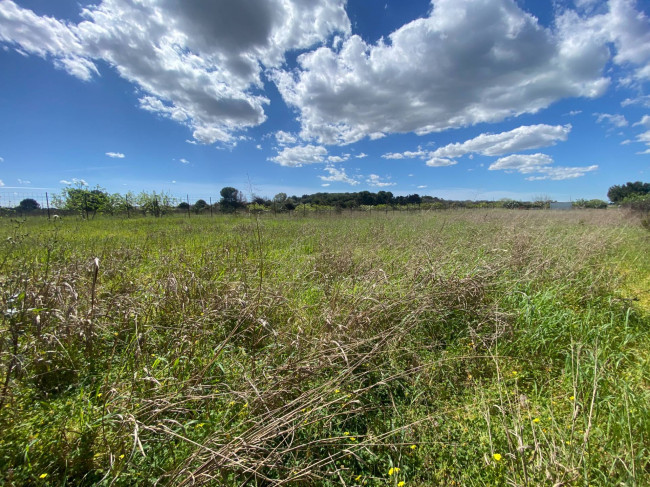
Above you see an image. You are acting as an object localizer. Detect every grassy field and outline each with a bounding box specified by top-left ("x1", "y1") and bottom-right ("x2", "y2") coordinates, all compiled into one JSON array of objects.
[{"x1": 0, "y1": 209, "x2": 648, "y2": 486}]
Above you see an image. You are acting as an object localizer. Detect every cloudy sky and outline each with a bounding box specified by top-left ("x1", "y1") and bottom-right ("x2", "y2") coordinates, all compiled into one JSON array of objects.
[{"x1": 1, "y1": 0, "x2": 649, "y2": 202}]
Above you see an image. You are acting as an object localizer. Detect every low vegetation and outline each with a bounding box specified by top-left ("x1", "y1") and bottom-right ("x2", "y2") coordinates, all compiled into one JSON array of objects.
[{"x1": 0, "y1": 209, "x2": 648, "y2": 486}]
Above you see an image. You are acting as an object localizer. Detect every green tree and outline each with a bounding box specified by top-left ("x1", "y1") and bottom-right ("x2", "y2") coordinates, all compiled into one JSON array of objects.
[
  {"x1": 607, "y1": 181, "x2": 650, "y2": 203},
  {"x1": 56, "y1": 183, "x2": 110, "y2": 218},
  {"x1": 17, "y1": 198, "x2": 40, "y2": 212},
  {"x1": 136, "y1": 191, "x2": 176, "y2": 217},
  {"x1": 193, "y1": 199, "x2": 208, "y2": 213},
  {"x1": 220, "y1": 187, "x2": 245, "y2": 212}
]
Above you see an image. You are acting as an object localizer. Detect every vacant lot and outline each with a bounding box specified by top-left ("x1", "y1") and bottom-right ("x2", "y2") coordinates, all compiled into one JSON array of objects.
[{"x1": 0, "y1": 210, "x2": 648, "y2": 486}]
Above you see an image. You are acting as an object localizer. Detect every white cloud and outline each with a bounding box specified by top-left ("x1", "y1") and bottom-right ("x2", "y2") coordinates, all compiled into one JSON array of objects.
[
  {"x1": 355, "y1": 152, "x2": 368, "y2": 158},
  {"x1": 594, "y1": 112, "x2": 628, "y2": 127},
  {"x1": 60, "y1": 178, "x2": 88, "y2": 186},
  {"x1": 327, "y1": 154, "x2": 350, "y2": 163},
  {"x1": 179, "y1": 158, "x2": 189, "y2": 164},
  {"x1": 524, "y1": 165, "x2": 599, "y2": 180},
  {"x1": 17, "y1": 178, "x2": 30, "y2": 185},
  {"x1": 489, "y1": 153, "x2": 598, "y2": 180},
  {"x1": 272, "y1": 0, "x2": 613, "y2": 145},
  {"x1": 275, "y1": 130, "x2": 297, "y2": 145},
  {"x1": 0, "y1": 180, "x2": 4, "y2": 187},
  {"x1": 417, "y1": 185, "x2": 427, "y2": 189},
  {"x1": 0, "y1": 156, "x2": 4, "y2": 162},
  {"x1": 622, "y1": 94, "x2": 650, "y2": 107},
  {"x1": 0, "y1": 0, "x2": 350, "y2": 144},
  {"x1": 382, "y1": 149, "x2": 428, "y2": 160},
  {"x1": 432, "y1": 124, "x2": 571, "y2": 159},
  {"x1": 633, "y1": 115, "x2": 650, "y2": 128},
  {"x1": 106, "y1": 151, "x2": 125, "y2": 158},
  {"x1": 636, "y1": 130, "x2": 650, "y2": 153},
  {"x1": 319, "y1": 165, "x2": 359, "y2": 185},
  {"x1": 384, "y1": 124, "x2": 570, "y2": 167},
  {"x1": 321, "y1": 183, "x2": 330, "y2": 187},
  {"x1": 366, "y1": 174, "x2": 396, "y2": 187},
  {"x1": 269, "y1": 144, "x2": 328, "y2": 167},
  {"x1": 567, "y1": 110, "x2": 583, "y2": 116},
  {"x1": 426, "y1": 157, "x2": 458, "y2": 167},
  {"x1": 256, "y1": 144, "x2": 262, "y2": 150},
  {"x1": 489, "y1": 153, "x2": 554, "y2": 173}
]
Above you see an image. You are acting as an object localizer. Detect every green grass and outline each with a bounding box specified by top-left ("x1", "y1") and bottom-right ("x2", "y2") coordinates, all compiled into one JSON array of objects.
[{"x1": 0, "y1": 209, "x2": 648, "y2": 486}]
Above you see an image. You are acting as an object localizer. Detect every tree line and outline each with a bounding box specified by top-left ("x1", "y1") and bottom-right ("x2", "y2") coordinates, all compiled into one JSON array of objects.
[{"x1": 6, "y1": 181, "x2": 649, "y2": 217}]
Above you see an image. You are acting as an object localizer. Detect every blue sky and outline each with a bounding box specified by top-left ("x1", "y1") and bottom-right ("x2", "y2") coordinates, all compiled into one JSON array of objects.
[{"x1": 1, "y1": 0, "x2": 649, "y2": 204}]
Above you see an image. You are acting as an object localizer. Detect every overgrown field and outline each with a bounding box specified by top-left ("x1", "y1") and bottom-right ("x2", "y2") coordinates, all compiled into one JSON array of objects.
[{"x1": 0, "y1": 210, "x2": 648, "y2": 486}]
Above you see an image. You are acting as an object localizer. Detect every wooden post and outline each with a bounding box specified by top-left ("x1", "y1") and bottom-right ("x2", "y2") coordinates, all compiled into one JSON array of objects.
[{"x1": 45, "y1": 192, "x2": 51, "y2": 220}]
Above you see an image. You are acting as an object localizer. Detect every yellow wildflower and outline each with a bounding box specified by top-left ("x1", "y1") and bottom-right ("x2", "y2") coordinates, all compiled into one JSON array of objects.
[
  {"x1": 389, "y1": 467, "x2": 400, "y2": 476},
  {"x1": 349, "y1": 437, "x2": 356, "y2": 441},
  {"x1": 119, "y1": 454, "x2": 125, "y2": 459},
  {"x1": 344, "y1": 431, "x2": 350, "y2": 436},
  {"x1": 40, "y1": 474, "x2": 48, "y2": 479},
  {"x1": 569, "y1": 395, "x2": 575, "y2": 401},
  {"x1": 398, "y1": 482, "x2": 405, "y2": 487},
  {"x1": 410, "y1": 444, "x2": 417, "y2": 450},
  {"x1": 355, "y1": 474, "x2": 362, "y2": 481},
  {"x1": 493, "y1": 453, "x2": 502, "y2": 461},
  {"x1": 533, "y1": 417, "x2": 540, "y2": 423}
]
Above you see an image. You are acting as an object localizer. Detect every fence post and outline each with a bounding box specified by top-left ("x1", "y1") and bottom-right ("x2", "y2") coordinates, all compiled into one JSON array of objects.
[
  {"x1": 45, "y1": 192, "x2": 51, "y2": 220},
  {"x1": 187, "y1": 194, "x2": 191, "y2": 218}
]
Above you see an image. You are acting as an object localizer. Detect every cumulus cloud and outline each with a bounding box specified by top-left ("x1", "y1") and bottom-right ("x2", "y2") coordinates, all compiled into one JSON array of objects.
[
  {"x1": 489, "y1": 153, "x2": 555, "y2": 173},
  {"x1": 17, "y1": 178, "x2": 30, "y2": 184},
  {"x1": 106, "y1": 151, "x2": 125, "y2": 158},
  {"x1": 0, "y1": 0, "x2": 350, "y2": 144},
  {"x1": 383, "y1": 124, "x2": 570, "y2": 166},
  {"x1": 355, "y1": 153, "x2": 368, "y2": 158},
  {"x1": 275, "y1": 130, "x2": 297, "y2": 145},
  {"x1": 489, "y1": 153, "x2": 598, "y2": 180},
  {"x1": 272, "y1": 0, "x2": 618, "y2": 145},
  {"x1": 269, "y1": 144, "x2": 328, "y2": 167},
  {"x1": 327, "y1": 154, "x2": 350, "y2": 163},
  {"x1": 319, "y1": 165, "x2": 359, "y2": 185},
  {"x1": 524, "y1": 165, "x2": 599, "y2": 181},
  {"x1": 594, "y1": 113, "x2": 628, "y2": 127},
  {"x1": 366, "y1": 174, "x2": 396, "y2": 187},
  {"x1": 179, "y1": 158, "x2": 189, "y2": 164},
  {"x1": 431, "y1": 124, "x2": 571, "y2": 159},
  {"x1": 0, "y1": 179, "x2": 4, "y2": 187}
]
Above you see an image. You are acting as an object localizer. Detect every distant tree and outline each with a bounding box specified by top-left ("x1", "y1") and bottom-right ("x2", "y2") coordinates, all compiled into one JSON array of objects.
[
  {"x1": 573, "y1": 199, "x2": 608, "y2": 209},
  {"x1": 193, "y1": 199, "x2": 208, "y2": 213},
  {"x1": 406, "y1": 193, "x2": 422, "y2": 205},
  {"x1": 136, "y1": 191, "x2": 176, "y2": 217},
  {"x1": 178, "y1": 202, "x2": 190, "y2": 210},
  {"x1": 17, "y1": 198, "x2": 40, "y2": 212},
  {"x1": 273, "y1": 192, "x2": 287, "y2": 204},
  {"x1": 220, "y1": 187, "x2": 245, "y2": 212},
  {"x1": 607, "y1": 181, "x2": 650, "y2": 203},
  {"x1": 56, "y1": 182, "x2": 109, "y2": 218}
]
